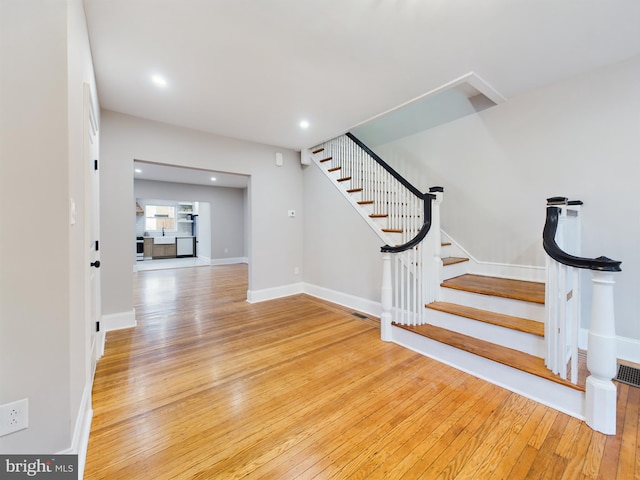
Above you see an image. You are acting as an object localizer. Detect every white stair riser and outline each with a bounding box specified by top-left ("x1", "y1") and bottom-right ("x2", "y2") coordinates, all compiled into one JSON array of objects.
[
  {"x1": 440, "y1": 287, "x2": 545, "y2": 322},
  {"x1": 349, "y1": 190, "x2": 363, "y2": 202},
  {"x1": 442, "y1": 261, "x2": 469, "y2": 280},
  {"x1": 392, "y1": 326, "x2": 585, "y2": 420},
  {"x1": 441, "y1": 243, "x2": 465, "y2": 259},
  {"x1": 425, "y1": 308, "x2": 545, "y2": 357}
]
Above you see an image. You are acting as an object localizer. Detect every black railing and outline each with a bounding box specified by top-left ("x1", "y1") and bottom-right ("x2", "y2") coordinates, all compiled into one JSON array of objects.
[
  {"x1": 542, "y1": 197, "x2": 621, "y2": 272},
  {"x1": 345, "y1": 133, "x2": 439, "y2": 254}
]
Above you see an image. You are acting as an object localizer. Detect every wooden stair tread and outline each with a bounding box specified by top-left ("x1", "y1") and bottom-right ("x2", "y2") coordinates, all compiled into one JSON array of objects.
[
  {"x1": 327, "y1": 166, "x2": 341, "y2": 172},
  {"x1": 395, "y1": 323, "x2": 584, "y2": 391},
  {"x1": 382, "y1": 228, "x2": 403, "y2": 233},
  {"x1": 358, "y1": 200, "x2": 374, "y2": 205},
  {"x1": 337, "y1": 176, "x2": 351, "y2": 182},
  {"x1": 319, "y1": 156, "x2": 332, "y2": 163},
  {"x1": 441, "y1": 242, "x2": 452, "y2": 246},
  {"x1": 347, "y1": 188, "x2": 363, "y2": 193},
  {"x1": 442, "y1": 256, "x2": 469, "y2": 266},
  {"x1": 312, "y1": 148, "x2": 324, "y2": 154},
  {"x1": 426, "y1": 301, "x2": 544, "y2": 337},
  {"x1": 442, "y1": 274, "x2": 545, "y2": 304},
  {"x1": 369, "y1": 213, "x2": 387, "y2": 218}
]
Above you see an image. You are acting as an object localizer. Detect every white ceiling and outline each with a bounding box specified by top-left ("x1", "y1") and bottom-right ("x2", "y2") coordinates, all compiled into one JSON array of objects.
[{"x1": 84, "y1": 0, "x2": 640, "y2": 153}]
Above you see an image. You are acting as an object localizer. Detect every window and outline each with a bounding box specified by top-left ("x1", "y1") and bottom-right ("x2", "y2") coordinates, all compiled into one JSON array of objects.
[{"x1": 145, "y1": 205, "x2": 176, "y2": 232}]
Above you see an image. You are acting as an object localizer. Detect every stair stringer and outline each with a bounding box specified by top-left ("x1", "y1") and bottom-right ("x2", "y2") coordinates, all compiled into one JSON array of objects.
[
  {"x1": 391, "y1": 325, "x2": 585, "y2": 420},
  {"x1": 310, "y1": 152, "x2": 400, "y2": 248}
]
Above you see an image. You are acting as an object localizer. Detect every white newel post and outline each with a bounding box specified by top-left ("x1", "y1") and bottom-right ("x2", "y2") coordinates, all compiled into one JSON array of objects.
[
  {"x1": 585, "y1": 270, "x2": 618, "y2": 435},
  {"x1": 431, "y1": 189, "x2": 443, "y2": 302},
  {"x1": 381, "y1": 252, "x2": 393, "y2": 341}
]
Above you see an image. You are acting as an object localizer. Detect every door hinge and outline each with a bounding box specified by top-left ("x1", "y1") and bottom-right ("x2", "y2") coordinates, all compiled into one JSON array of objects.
[
  {"x1": 94, "y1": 159, "x2": 98, "y2": 170},
  {"x1": 95, "y1": 240, "x2": 99, "y2": 251},
  {"x1": 96, "y1": 321, "x2": 100, "y2": 332}
]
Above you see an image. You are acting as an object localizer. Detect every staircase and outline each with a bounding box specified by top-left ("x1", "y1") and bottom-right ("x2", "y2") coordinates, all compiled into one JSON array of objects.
[
  {"x1": 394, "y1": 241, "x2": 587, "y2": 418},
  {"x1": 307, "y1": 134, "x2": 621, "y2": 434}
]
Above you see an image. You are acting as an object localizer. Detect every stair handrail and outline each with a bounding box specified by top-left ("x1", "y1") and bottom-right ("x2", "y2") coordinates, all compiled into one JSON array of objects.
[
  {"x1": 346, "y1": 132, "x2": 439, "y2": 253},
  {"x1": 543, "y1": 197, "x2": 621, "y2": 272},
  {"x1": 542, "y1": 196, "x2": 621, "y2": 435}
]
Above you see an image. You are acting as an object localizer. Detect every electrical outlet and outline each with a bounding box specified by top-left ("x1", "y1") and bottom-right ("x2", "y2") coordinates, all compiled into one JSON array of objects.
[{"x1": 0, "y1": 399, "x2": 28, "y2": 436}]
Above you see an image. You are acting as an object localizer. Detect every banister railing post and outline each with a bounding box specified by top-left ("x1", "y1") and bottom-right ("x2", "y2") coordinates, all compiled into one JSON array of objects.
[
  {"x1": 585, "y1": 269, "x2": 618, "y2": 435},
  {"x1": 543, "y1": 195, "x2": 621, "y2": 434},
  {"x1": 381, "y1": 252, "x2": 393, "y2": 341},
  {"x1": 430, "y1": 187, "x2": 444, "y2": 302}
]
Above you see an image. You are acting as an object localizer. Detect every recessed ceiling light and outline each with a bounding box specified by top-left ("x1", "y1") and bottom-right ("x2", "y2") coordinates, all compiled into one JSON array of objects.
[
  {"x1": 211, "y1": 177, "x2": 217, "y2": 181},
  {"x1": 299, "y1": 120, "x2": 310, "y2": 129},
  {"x1": 151, "y1": 74, "x2": 168, "y2": 87},
  {"x1": 134, "y1": 168, "x2": 142, "y2": 173}
]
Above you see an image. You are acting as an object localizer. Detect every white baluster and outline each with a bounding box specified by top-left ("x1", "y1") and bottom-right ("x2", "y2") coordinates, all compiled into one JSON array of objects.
[{"x1": 585, "y1": 270, "x2": 618, "y2": 435}]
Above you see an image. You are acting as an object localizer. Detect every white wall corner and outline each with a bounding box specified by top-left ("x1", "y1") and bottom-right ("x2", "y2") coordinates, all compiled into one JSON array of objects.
[
  {"x1": 303, "y1": 283, "x2": 382, "y2": 318},
  {"x1": 247, "y1": 283, "x2": 304, "y2": 303},
  {"x1": 102, "y1": 309, "x2": 137, "y2": 332}
]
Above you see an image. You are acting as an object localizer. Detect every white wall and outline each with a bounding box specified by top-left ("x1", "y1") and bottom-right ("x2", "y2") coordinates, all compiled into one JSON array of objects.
[
  {"x1": 371, "y1": 56, "x2": 640, "y2": 342},
  {"x1": 302, "y1": 162, "x2": 384, "y2": 303},
  {"x1": 100, "y1": 111, "x2": 303, "y2": 315},
  {"x1": 134, "y1": 179, "x2": 246, "y2": 261},
  {"x1": 0, "y1": 0, "x2": 96, "y2": 453}
]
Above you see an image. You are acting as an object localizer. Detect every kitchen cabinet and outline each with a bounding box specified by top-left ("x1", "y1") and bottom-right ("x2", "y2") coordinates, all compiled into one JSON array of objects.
[
  {"x1": 143, "y1": 238, "x2": 153, "y2": 258},
  {"x1": 152, "y1": 243, "x2": 177, "y2": 259}
]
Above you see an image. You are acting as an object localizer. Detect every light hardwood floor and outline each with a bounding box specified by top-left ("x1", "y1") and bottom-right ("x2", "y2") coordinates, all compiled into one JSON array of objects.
[{"x1": 85, "y1": 264, "x2": 639, "y2": 479}]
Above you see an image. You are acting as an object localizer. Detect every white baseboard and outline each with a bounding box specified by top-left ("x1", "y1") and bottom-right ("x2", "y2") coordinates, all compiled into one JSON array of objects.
[
  {"x1": 102, "y1": 309, "x2": 137, "y2": 332},
  {"x1": 247, "y1": 283, "x2": 304, "y2": 303},
  {"x1": 303, "y1": 283, "x2": 381, "y2": 318},
  {"x1": 57, "y1": 384, "x2": 93, "y2": 479},
  {"x1": 210, "y1": 256, "x2": 248, "y2": 266},
  {"x1": 580, "y1": 327, "x2": 640, "y2": 364},
  {"x1": 617, "y1": 335, "x2": 640, "y2": 364}
]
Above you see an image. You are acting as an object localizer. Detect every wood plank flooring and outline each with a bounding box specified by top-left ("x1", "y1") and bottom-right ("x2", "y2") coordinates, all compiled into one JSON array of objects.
[{"x1": 84, "y1": 264, "x2": 639, "y2": 479}]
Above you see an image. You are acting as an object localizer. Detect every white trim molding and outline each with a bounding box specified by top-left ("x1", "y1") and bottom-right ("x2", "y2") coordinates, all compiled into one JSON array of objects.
[
  {"x1": 102, "y1": 309, "x2": 137, "y2": 332},
  {"x1": 246, "y1": 282, "x2": 381, "y2": 318},
  {"x1": 247, "y1": 283, "x2": 304, "y2": 303},
  {"x1": 57, "y1": 384, "x2": 93, "y2": 478},
  {"x1": 211, "y1": 256, "x2": 248, "y2": 266},
  {"x1": 303, "y1": 283, "x2": 381, "y2": 318},
  {"x1": 580, "y1": 327, "x2": 640, "y2": 364}
]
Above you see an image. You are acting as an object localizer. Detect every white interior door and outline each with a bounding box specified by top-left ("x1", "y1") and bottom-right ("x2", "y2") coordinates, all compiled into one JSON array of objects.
[{"x1": 84, "y1": 84, "x2": 102, "y2": 375}]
